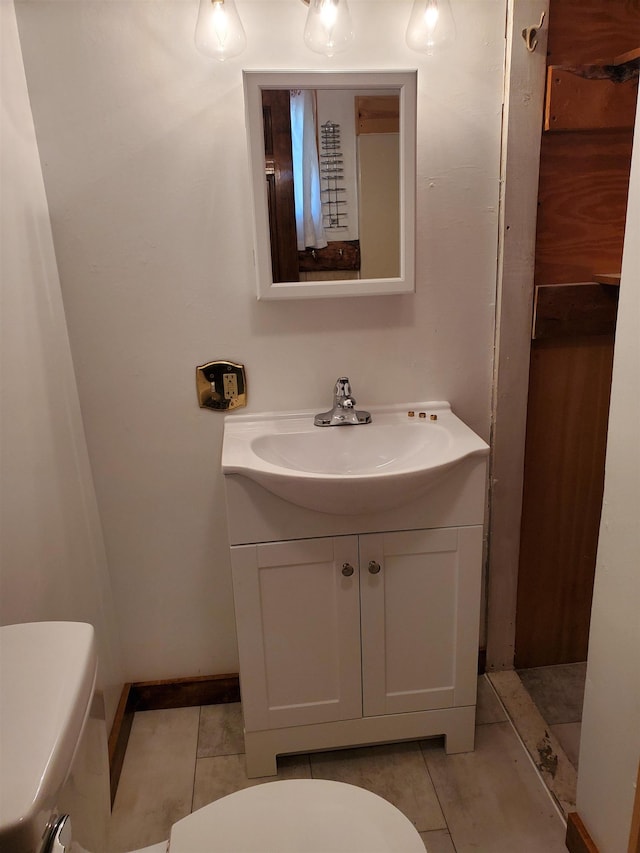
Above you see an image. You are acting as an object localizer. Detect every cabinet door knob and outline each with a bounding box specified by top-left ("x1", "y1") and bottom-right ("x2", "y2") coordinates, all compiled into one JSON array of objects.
[
  {"x1": 368, "y1": 560, "x2": 381, "y2": 574},
  {"x1": 341, "y1": 563, "x2": 355, "y2": 577}
]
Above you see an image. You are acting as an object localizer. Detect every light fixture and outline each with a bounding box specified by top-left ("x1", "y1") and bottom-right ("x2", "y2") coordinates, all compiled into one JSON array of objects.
[
  {"x1": 194, "y1": 0, "x2": 247, "y2": 61},
  {"x1": 405, "y1": 0, "x2": 456, "y2": 55},
  {"x1": 302, "y1": 0, "x2": 354, "y2": 57}
]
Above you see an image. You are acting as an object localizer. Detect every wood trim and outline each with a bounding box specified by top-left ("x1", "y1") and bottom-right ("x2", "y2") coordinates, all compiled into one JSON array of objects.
[
  {"x1": 108, "y1": 674, "x2": 240, "y2": 803},
  {"x1": 532, "y1": 282, "x2": 619, "y2": 339},
  {"x1": 566, "y1": 812, "x2": 600, "y2": 853},
  {"x1": 485, "y1": 0, "x2": 549, "y2": 672},
  {"x1": 629, "y1": 761, "x2": 640, "y2": 853},
  {"x1": 261, "y1": 90, "x2": 298, "y2": 283},
  {"x1": 107, "y1": 683, "x2": 134, "y2": 806}
]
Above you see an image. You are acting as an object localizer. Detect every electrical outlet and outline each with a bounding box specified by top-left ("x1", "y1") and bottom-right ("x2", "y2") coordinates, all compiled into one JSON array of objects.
[{"x1": 223, "y1": 373, "x2": 239, "y2": 400}]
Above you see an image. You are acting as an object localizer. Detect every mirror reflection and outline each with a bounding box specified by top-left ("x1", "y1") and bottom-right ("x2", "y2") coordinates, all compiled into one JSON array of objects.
[
  {"x1": 243, "y1": 71, "x2": 416, "y2": 300},
  {"x1": 263, "y1": 87, "x2": 401, "y2": 283}
]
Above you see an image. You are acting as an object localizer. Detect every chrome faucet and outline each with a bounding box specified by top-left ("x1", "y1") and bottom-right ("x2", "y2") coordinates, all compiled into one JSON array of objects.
[{"x1": 314, "y1": 377, "x2": 372, "y2": 427}]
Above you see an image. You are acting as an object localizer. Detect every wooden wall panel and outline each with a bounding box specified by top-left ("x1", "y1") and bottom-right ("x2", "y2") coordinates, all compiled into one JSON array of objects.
[
  {"x1": 533, "y1": 283, "x2": 619, "y2": 339},
  {"x1": 355, "y1": 95, "x2": 400, "y2": 135},
  {"x1": 514, "y1": 0, "x2": 635, "y2": 669},
  {"x1": 515, "y1": 336, "x2": 614, "y2": 668},
  {"x1": 547, "y1": 1, "x2": 640, "y2": 65},
  {"x1": 545, "y1": 68, "x2": 638, "y2": 131},
  {"x1": 535, "y1": 130, "x2": 634, "y2": 285}
]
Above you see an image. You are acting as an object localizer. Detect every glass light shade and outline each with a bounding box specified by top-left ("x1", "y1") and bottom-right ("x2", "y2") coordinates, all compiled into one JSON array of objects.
[
  {"x1": 194, "y1": 0, "x2": 247, "y2": 61},
  {"x1": 406, "y1": 0, "x2": 456, "y2": 55},
  {"x1": 303, "y1": 0, "x2": 354, "y2": 57}
]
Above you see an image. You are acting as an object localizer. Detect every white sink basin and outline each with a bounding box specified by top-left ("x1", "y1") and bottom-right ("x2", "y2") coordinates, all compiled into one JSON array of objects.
[{"x1": 222, "y1": 402, "x2": 489, "y2": 515}]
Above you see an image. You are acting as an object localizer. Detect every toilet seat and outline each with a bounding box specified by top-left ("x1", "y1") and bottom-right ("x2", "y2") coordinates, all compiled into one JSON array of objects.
[{"x1": 169, "y1": 779, "x2": 426, "y2": 852}]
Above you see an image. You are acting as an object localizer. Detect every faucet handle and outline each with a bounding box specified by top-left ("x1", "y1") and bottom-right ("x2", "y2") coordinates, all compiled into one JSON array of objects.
[{"x1": 335, "y1": 377, "x2": 352, "y2": 398}]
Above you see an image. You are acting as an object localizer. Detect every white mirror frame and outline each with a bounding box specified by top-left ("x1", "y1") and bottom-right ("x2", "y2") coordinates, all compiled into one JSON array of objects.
[{"x1": 243, "y1": 70, "x2": 417, "y2": 300}]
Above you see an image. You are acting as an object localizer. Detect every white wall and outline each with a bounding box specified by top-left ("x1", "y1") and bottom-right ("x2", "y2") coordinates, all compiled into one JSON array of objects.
[
  {"x1": 14, "y1": 0, "x2": 506, "y2": 681},
  {"x1": 575, "y1": 100, "x2": 640, "y2": 852},
  {"x1": 0, "y1": 0, "x2": 124, "y2": 726}
]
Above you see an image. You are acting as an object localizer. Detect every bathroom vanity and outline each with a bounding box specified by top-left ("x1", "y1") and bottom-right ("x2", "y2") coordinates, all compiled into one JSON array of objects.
[{"x1": 222, "y1": 403, "x2": 488, "y2": 777}]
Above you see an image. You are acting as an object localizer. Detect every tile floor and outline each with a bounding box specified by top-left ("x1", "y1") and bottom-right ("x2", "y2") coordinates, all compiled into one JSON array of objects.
[
  {"x1": 517, "y1": 663, "x2": 587, "y2": 770},
  {"x1": 109, "y1": 676, "x2": 568, "y2": 853}
]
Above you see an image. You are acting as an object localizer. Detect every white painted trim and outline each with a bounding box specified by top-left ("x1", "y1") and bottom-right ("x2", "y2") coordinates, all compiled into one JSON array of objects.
[{"x1": 486, "y1": 0, "x2": 549, "y2": 670}]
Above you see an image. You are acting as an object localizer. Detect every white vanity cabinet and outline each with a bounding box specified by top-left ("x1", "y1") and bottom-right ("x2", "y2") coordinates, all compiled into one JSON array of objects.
[
  {"x1": 223, "y1": 409, "x2": 488, "y2": 777},
  {"x1": 230, "y1": 524, "x2": 483, "y2": 777}
]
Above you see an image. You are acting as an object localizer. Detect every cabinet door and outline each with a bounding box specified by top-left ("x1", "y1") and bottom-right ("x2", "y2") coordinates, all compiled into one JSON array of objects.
[
  {"x1": 231, "y1": 536, "x2": 362, "y2": 731},
  {"x1": 360, "y1": 526, "x2": 483, "y2": 717}
]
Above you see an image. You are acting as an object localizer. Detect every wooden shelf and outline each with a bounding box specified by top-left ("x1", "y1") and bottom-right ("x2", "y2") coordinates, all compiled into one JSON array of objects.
[
  {"x1": 592, "y1": 273, "x2": 621, "y2": 287},
  {"x1": 610, "y1": 46, "x2": 640, "y2": 69}
]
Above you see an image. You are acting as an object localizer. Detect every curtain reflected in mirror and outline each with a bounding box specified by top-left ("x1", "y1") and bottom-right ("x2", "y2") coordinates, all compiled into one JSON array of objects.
[
  {"x1": 262, "y1": 88, "x2": 400, "y2": 284},
  {"x1": 290, "y1": 90, "x2": 327, "y2": 252}
]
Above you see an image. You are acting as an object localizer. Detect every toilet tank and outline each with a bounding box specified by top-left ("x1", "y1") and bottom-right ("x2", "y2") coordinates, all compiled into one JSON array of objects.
[
  {"x1": 0, "y1": 622, "x2": 111, "y2": 853},
  {"x1": 56, "y1": 691, "x2": 111, "y2": 853}
]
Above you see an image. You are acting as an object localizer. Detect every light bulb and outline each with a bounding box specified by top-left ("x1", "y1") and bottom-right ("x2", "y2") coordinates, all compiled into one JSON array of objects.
[
  {"x1": 406, "y1": 0, "x2": 456, "y2": 55},
  {"x1": 303, "y1": 0, "x2": 354, "y2": 57},
  {"x1": 194, "y1": 0, "x2": 247, "y2": 61}
]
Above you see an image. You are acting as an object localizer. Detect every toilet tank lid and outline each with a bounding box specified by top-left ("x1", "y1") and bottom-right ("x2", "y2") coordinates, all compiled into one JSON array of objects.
[{"x1": 0, "y1": 622, "x2": 97, "y2": 845}]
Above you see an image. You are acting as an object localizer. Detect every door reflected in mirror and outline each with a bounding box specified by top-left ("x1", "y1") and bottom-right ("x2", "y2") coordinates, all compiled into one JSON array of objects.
[{"x1": 244, "y1": 71, "x2": 416, "y2": 300}]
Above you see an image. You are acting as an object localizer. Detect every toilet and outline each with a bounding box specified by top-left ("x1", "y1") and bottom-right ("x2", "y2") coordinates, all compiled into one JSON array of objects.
[
  {"x1": 0, "y1": 622, "x2": 426, "y2": 853},
  {"x1": 166, "y1": 778, "x2": 425, "y2": 852}
]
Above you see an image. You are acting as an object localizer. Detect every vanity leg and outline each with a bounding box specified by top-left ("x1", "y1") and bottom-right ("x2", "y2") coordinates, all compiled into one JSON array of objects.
[
  {"x1": 443, "y1": 706, "x2": 476, "y2": 754},
  {"x1": 243, "y1": 731, "x2": 279, "y2": 778}
]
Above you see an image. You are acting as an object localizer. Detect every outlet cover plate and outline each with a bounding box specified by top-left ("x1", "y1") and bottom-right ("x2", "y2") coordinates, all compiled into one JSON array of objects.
[{"x1": 196, "y1": 360, "x2": 247, "y2": 411}]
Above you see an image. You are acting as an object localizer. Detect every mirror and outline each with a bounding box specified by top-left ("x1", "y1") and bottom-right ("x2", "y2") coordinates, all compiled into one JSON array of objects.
[{"x1": 243, "y1": 71, "x2": 417, "y2": 300}]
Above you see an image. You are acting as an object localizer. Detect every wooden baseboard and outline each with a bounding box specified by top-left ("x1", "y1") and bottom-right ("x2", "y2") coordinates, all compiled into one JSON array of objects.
[
  {"x1": 107, "y1": 673, "x2": 240, "y2": 804},
  {"x1": 128, "y1": 673, "x2": 241, "y2": 712},
  {"x1": 107, "y1": 683, "x2": 134, "y2": 806},
  {"x1": 566, "y1": 812, "x2": 599, "y2": 853},
  {"x1": 629, "y1": 761, "x2": 640, "y2": 853},
  {"x1": 477, "y1": 648, "x2": 487, "y2": 675}
]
